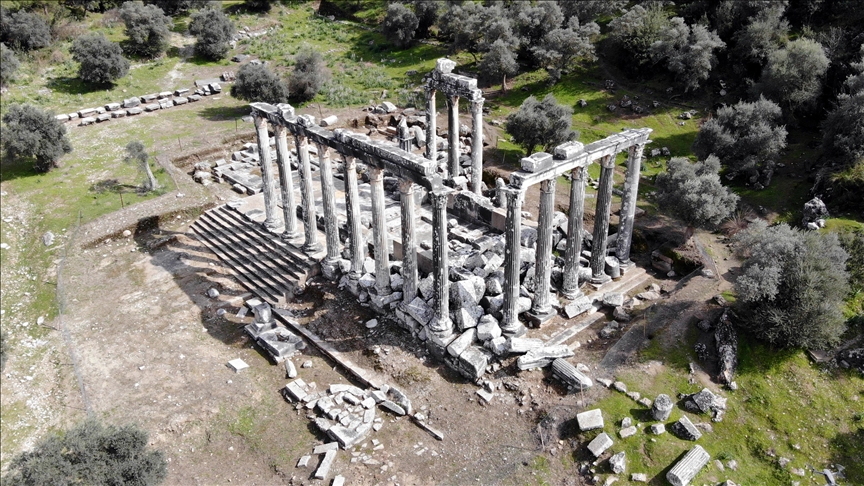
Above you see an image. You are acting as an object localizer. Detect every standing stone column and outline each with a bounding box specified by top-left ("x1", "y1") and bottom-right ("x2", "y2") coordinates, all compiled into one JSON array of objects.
[
  {"x1": 295, "y1": 133, "x2": 321, "y2": 253},
  {"x1": 528, "y1": 178, "x2": 557, "y2": 325},
  {"x1": 428, "y1": 188, "x2": 453, "y2": 338},
  {"x1": 274, "y1": 125, "x2": 298, "y2": 240},
  {"x1": 500, "y1": 187, "x2": 528, "y2": 338},
  {"x1": 561, "y1": 166, "x2": 586, "y2": 299},
  {"x1": 447, "y1": 95, "x2": 460, "y2": 179},
  {"x1": 253, "y1": 114, "x2": 279, "y2": 231},
  {"x1": 399, "y1": 180, "x2": 418, "y2": 305},
  {"x1": 343, "y1": 155, "x2": 364, "y2": 282},
  {"x1": 469, "y1": 97, "x2": 484, "y2": 195},
  {"x1": 425, "y1": 88, "x2": 437, "y2": 163},
  {"x1": 368, "y1": 166, "x2": 391, "y2": 295},
  {"x1": 617, "y1": 143, "x2": 645, "y2": 271},
  {"x1": 590, "y1": 155, "x2": 615, "y2": 285},
  {"x1": 398, "y1": 117, "x2": 412, "y2": 152},
  {"x1": 316, "y1": 143, "x2": 341, "y2": 279}
]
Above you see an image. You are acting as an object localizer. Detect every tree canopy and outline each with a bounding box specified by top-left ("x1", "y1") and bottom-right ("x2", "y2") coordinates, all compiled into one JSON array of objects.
[
  {"x1": 287, "y1": 45, "x2": 327, "y2": 102},
  {"x1": 692, "y1": 96, "x2": 787, "y2": 183},
  {"x1": 1, "y1": 104, "x2": 73, "y2": 173},
  {"x1": 650, "y1": 17, "x2": 725, "y2": 92},
  {"x1": 533, "y1": 16, "x2": 599, "y2": 83},
  {"x1": 478, "y1": 39, "x2": 518, "y2": 91},
  {"x1": 71, "y1": 33, "x2": 130, "y2": 84},
  {"x1": 144, "y1": 0, "x2": 211, "y2": 16},
  {"x1": 230, "y1": 62, "x2": 288, "y2": 105},
  {"x1": 382, "y1": 2, "x2": 418, "y2": 49},
  {"x1": 119, "y1": 0, "x2": 172, "y2": 58},
  {"x1": 734, "y1": 220, "x2": 850, "y2": 349},
  {"x1": 655, "y1": 155, "x2": 739, "y2": 240},
  {"x1": 2, "y1": 419, "x2": 167, "y2": 486},
  {"x1": 607, "y1": 3, "x2": 670, "y2": 73},
  {"x1": 755, "y1": 37, "x2": 830, "y2": 111},
  {"x1": 505, "y1": 93, "x2": 577, "y2": 155},
  {"x1": 0, "y1": 8, "x2": 51, "y2": 51},
  {"x1": 188, "y1": 7, "x2": 234, "y2": 60},
  {"x1": 821, "y1": 46, "x2": 864, "y2": 167}
]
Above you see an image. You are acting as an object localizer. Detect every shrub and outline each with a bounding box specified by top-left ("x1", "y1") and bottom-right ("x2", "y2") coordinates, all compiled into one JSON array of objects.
[
  {"x1": 1, "y1": 104, "x2": 73, "y2": 173},
  {"x1": 2, "y1": 419, "x2": 167, "y2": 485},
  {"x1": 188, "y1": 7, "x2": 234, "y2": 60},
  {"x1": 119, "y1": 0, "x2": 172, "y2": 58},
  {"x1": 230, "y1": 62, "x2": 288, "y2": 105},
  {"x1": 287, "y1": 45, "x2": 327, "y2": 102},
  {"x1": 70, "y1": 33, "x2": 130, "y2": 84},
  {"x1": 382, "y1": 3, "x2": 418, "y2": 49},
  {"x1": 145, "y1": 0, "x2": 213, "y2": 16}
]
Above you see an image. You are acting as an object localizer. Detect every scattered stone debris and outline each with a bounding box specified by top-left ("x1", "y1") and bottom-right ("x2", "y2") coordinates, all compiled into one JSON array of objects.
[
  {"x1": 801, "y1": 196, "x2": 829, "y2": 230},
  {"x1": 587, "y1": 432, "x2": 614, "y2": 457},
  {"x1": 227, "y1": 358, "x2": 249, "y2": 372},
  {"x1": 670, "y1": 415, "x2": 702, "y2": 441}
]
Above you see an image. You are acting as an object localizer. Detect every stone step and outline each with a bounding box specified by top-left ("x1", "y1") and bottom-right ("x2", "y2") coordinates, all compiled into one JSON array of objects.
[
  {"x1": 191, "y1": 217, "x2": 292, "y2": 306},
  {"x1": 545, "y1": 312, "x2": 605, "y2": 348}
]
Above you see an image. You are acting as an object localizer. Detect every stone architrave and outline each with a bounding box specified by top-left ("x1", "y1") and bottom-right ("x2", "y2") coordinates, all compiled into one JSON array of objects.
[
  {"x1": 399, "y1": 180, "x2": 419, "y2": 305},
  {"x1": 253, "y1": 114, "x2": 279, "y2": 231},
  {"x1": 342, "y1": 156, "x2": 365, "y2": 280},
  {"x1": 317, "y1": 143, "x2": 341, "y2": 277},
  {"x1": 368, "y1": 166, "x2": 391, "y2": 295},
  {"x1": 425, "y1": 88, "x2": 437, "y2": 163},
  {"x1": 447, "y1": 95, "x2": 460, "y2": 179},
  {"x1": 470, "y1": 98, "x2": 484, "y2": 194},
  {"x1": 428, "y1": 188, "x2": 453, "y2": 338},
  {"x1": 617, "y1": 143, "x2": 645, "y2": 270},
  {"x1": 500, "y1": 187, "x2": 528, "y2": 337},
  {"x1": 295, "y1": 132, "x2": 321, "y2": 253},
  {"x1": 273, "y1": 124, "x2": 298, "y2": 239},
  {"x1": 561, "y1": 166, "x2": 587, "y2": 298},
  {"x1": 527, "y1": 178, "x2": 556, "y2": 324},
  {"x1": 590, "y1": 155, "x2": 615, "y2": 285}
]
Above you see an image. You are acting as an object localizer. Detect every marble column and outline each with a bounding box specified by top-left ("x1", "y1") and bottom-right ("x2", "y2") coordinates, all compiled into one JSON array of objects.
[
  {"x1": 425, "y1": 88, "x2": 436, "y2": 163},
  {"x1": 273, "y1": 125, "x2": 298, "y2": 240},
  {"x1": 398, "y1": 117, "x2": 412, "y2": 152},
  {"x1": 527, "y1": 178, "x2": 556, "y2": 325},
  {"x1": 617, "y1": 143, "x2": 645, "y2": 271},
  {"x1": 368, "y1": 166, "x2": 391, "y2": 295},
  {"x1": 343, "y1": 156, "x2": 364, "y2": 280},
  {"x1": 428, "y1": 188, "x2": 453, "y2": 338},
  {"x1": 561, "y1": 166, "x2": 586, "y2": 299},
  {"x1": 447, "y1": 95, "x2": 459, "y2": 179},
  {"x1": 500, "y1": 187, "x2": 528, "y2": 337},
  {"x1": 399, "y1": 180, "x2": 418, "y2": 306},
  {"x1": 295, "y1": 133, "x2": 321, "y2": 253},
  {"x1": 590, "y1": 155, "x2": 615, "y2": 285},
  {"x1": 470, "y1": 98, "x2": 484, "y2": 195},
  {"x1": 253, "y1": 114, "x2": 279, "y2": 231},
  {"x1": 316, "y1": 143, "x2": 340, "y2": 278}
]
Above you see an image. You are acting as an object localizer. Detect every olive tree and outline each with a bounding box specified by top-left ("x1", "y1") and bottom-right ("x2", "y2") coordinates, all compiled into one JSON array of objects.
[
  {"x1": 821, "y1": 46, "x2": 864, "y2": 166},
  {"x1": 533, "y1": 15, "x2": 599, "y2": 83},
  {"x1": 650, "y1": 17, "x2": 726, "y2": 92},
  {"x1": 478, "y1": 39, "x2": 518, "y2": 91},
  {"x1": 382, "y1": 2, "x2": 418, "y2": 49},
  {"x1": 71, "y1": 33, "x2": 130, "y2": 84},
  {"x1": 124, "y1": 141, "x2": 158, "y2": 192},
  {"x1": 754, "y1": 37, "x2": 830, "y2": 112},
  {"x1": 119, "y1": 0, "x2": 172, "y2": 58},
  {"x1": 0, "y1": 9, "x2": 51, "y2": 51},
  {"x1": 2, "y1": 419, "x2": 167, "y2": 485},
  {"x1": 607, "y1": 3, "x2": 669, "y2": 73},
  {"x1": 188, "y1": 7, "x2": 234, "y2": 60},
  {"x1": 505, "y1": 93, "x2": 577, "y2": 155},
  {"x1": 692, "y1": 96, "x2": 787, "y2": 183},
  {"x1": 0, "y1": 42, "x2": 20, "y2": 86},
  {"x1": 230, "y1": 62, "x2": 288, "y2": 105},
  {"x1": 732, "y1": 4, "x2": 789, "y2": 66},
  {"x1": 287, "y1": 45, "x2": 328, "y2": 102},
  {"x1": 145, "y1": 0, "x2": 212, "y2": 15},
  {"x1": 655, "y1": 155, "x2": 739, "y2": 241},
  {"x1": 734, "y1": 220, "x2": 850, "y2": 349},
  {"x1": 1, "y1": 104, "x2": 72, "y2": 173}
]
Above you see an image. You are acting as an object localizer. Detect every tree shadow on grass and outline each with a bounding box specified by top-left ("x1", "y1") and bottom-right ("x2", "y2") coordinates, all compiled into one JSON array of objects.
[
  {"x1": 0, "y1": 156, "x2": 40, "y2": 183},
  {"x1": 829, "y1": 427, "x2": 864, "y2": 484},
  {"x1": 45, "y1": 76, "x2": 112, "y2": 96},
  {"x1": 197, "y1": 104, "x2": 250, "y2": 122}
]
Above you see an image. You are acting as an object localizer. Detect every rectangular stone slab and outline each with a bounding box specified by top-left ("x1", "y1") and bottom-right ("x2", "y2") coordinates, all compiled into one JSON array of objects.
[
  {"x1": 587, "y1": 432, "x2": 613, "y2": 457},
  {"x1": 577, "y1": 409, "x2": 604, "y2": 431}
]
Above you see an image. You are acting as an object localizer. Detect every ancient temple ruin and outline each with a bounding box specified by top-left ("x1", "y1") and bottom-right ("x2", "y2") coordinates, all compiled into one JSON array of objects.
[{"x1": 196, "y1": 59, "x2": 650, "y2": 380}]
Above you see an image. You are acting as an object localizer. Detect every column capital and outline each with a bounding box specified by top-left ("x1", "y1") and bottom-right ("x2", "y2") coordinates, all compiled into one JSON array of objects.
[
  {"x1": 599, "y1": 154, "x2": 615, "y2": 169},
  {"x1": 425, "y1": 86, "x2": 436, "y2": 99},
  {"x1": 253, "y1": 113, "x2": 267, "y2": 129},
  {"x1": 470, "y1": 97, "x2": 485, "y2": 110},
  {"x1": 571, "y1": 165, "x2": 586, "y2": 181},
  {"x1": 540, "y1": 177, "x2": 556, "y2": 194},
  {"x1": 430, "y1": 187, "x2": 452, "y2": 207},
  {"x1": 368, "y1": 165, "x2": 383, "y2": 181},
  {"x1": 316, "y1": 142, "x2": 331, "y2": 156},
  {"x1": 398, "y1": 179, "x2": 415, "y2": 194}
]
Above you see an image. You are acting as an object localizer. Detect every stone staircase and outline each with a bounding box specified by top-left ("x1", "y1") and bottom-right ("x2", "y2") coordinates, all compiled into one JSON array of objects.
[{"x1": 190, "y1": 204, "x2": 319, "y2": 308}]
